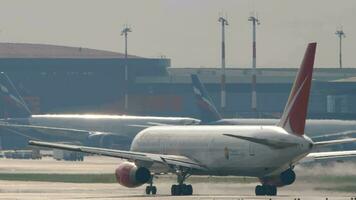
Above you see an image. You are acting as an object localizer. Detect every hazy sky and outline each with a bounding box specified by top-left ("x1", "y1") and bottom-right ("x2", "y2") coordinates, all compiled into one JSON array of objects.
[{"x1": 0, "y1": 0, "x2": 354, "y2": 68}]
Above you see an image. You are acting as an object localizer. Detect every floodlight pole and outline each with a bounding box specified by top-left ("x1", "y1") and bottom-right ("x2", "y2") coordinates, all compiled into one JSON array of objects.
[
  {"x1": 121, "y1": 25, "x2": 132, "y2": 111},
  {"x1": 219, "y1": 16, "x2": 228, "y2": 112},
  {"x1": 335, "y1": 29, "x2": 345, "y2": 69},
  {"x1": 248, "y1": 15, "x2": 260, "y2": 112}
]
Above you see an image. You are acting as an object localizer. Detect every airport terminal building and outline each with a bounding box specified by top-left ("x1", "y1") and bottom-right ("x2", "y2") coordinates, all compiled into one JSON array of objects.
[{"x1": 0, "y1": 42, "x2": 356, "y2": 120}]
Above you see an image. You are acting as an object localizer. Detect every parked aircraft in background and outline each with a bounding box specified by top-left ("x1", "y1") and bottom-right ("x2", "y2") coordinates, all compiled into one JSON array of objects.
[
  {"x1": 30, "y1": 43, "x2": 356, "y2": 196},
  {"x1": 191, "y1": 71, "x2": 356, "y2": 141},
  {"x1": 0, "y1": 72, "x2": 199, "y2": 150}
]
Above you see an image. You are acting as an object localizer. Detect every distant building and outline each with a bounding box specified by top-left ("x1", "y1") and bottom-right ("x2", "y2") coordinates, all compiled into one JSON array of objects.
[
  {"x1": 137, "y1": 67, "x2": 356, "y2": 119},
  {"x1": 0, "y1": 43, "x2": 170, "y2": 114},
  {"x1": 0, "y1": 42, "x2": 356, "y2": 120}
]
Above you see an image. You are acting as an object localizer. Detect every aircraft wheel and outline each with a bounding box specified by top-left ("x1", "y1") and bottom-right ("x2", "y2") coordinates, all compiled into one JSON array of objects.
[
  {"x1": 151, "y1": 186, "x2": 157, "y2": 195},
  {"x1": 171, "y1": 184, "x2": 180, "y2": 196},
  {"x1": 181, "y1": 184, "x2": 187, "y2": 195},
  {"x1": 268, "y1": 186, "x2": 277, "y2": 196},
  {"x1": 146, "y1": 186, "x2": 151, "y2": 194},
  {"x1": 262, "y1": 185, "x2": 277, "y2": 196},
  {"x1": 255, "y1": 185, "x2": 264, "y2": 196},
  {"x1": 145, "y1": 186, "x2": 157, "y2": 195},
  {"x1": 185, "y1": 184, "x2": 193, "y2": 195},
  {"x1": 171, "y1": 185, "x2": 176, "y2": 195},
  {"x1": 145, "y1": 186, "x2": 151, "y2": 195},
  {"x1": 171, "y1": 184, "x2": 193, "y2": 196}
]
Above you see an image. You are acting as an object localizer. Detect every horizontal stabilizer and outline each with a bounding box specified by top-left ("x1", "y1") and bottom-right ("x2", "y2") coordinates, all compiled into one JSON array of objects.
[
  {"x1": 223, "y1": 134, "x2": 299, "y2": 149},
  {"x1": 311, "y1": 130, "x2": 356, "y2": 141},
  {"x1": 302, "y1": 150, "x2": 356, "y2": 163},
  {"x1": 313, "y1": 138, "x2": 356, "y2": 148}
]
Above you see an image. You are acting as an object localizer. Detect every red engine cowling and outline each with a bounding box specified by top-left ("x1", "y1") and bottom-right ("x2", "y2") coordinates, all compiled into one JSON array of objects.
[{"x1": 115, "y1": 162, "x2": 151, "y2": 188}]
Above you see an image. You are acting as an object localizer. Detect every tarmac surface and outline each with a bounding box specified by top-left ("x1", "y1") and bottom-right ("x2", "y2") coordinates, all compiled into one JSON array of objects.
[{"x1": 0, "y1": 156, "x2": 356, "y2": 200}]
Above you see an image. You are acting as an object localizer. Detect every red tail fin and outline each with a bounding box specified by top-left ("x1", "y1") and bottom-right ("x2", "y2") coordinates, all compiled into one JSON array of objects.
[{"x1": 278, "y1": 43, "x2": 317, "y2": 136}]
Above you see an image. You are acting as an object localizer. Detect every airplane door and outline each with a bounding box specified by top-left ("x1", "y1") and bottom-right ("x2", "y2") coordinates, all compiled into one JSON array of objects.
[{"x1": 249, "y1": 142, "x2": 255, "y2": 156}]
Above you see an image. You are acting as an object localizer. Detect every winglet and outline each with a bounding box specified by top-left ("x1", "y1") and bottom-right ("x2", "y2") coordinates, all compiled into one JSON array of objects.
[
  {"x1": 278, "y1": 43, "x2": 317, "y2": 136},
  {"x1": 191, "y1": 74, "x2": 222, "y2": 124}
]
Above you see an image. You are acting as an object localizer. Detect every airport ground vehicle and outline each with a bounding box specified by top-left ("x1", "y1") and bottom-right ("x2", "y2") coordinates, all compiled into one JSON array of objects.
[
  {"x1": 2, "y1": 149, "x2": 41, "y2": 159},
  {"x1": 53, "y1": 148, "x2": 84, "y2": 161}
]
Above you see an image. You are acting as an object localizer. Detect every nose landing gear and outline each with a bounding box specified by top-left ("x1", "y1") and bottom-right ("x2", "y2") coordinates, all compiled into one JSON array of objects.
[
  {"x1": 145, "y1": 185, "x2": 157, "y2": 195},
  {"x1": 145, "y1": 176, "x2": 157, "y2": 195}
]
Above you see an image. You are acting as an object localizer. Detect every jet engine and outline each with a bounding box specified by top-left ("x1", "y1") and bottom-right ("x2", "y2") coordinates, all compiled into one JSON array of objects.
[
  {"x1": 115, "y1": 162, "x2": 151, "y2": 188},
  {"x1": 260, "y1": 169, "x2": 296, "y2": 187}
]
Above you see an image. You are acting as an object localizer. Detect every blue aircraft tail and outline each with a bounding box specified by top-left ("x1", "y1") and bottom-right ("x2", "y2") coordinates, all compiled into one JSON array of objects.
[
  {"x1": 0, "y1": 72, "x2": 31, "y2": 118},
  {"x1": 191, "y1": 74, "x2": 222, "y2": 124}
]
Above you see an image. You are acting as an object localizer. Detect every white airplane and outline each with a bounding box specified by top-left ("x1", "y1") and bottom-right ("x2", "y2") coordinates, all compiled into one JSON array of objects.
[
  {"x1": 191, "y1": 68, "x2": 356, "y2": 141},
  {"x1": 0, "y1": 72, "x2": 199, "y2": 149},
  {"x1": 29, "y1": 43, "x2": 356, "y2": 196}
]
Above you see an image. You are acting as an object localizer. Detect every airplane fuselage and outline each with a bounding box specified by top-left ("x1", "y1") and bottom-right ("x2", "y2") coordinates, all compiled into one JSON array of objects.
[
  {"x1": 26, "y1": 114, "x2": 199, "y2": 134},
  {"x1": 131, "y1": 125, "x2": 313, "y2": 178}
]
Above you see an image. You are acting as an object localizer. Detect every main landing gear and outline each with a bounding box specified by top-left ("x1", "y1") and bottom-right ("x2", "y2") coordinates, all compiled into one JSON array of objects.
[
  {"x1": 171, "y1": 170, "x2": 193, "y2": 196},
  {"x1": 171, "y1": 184, "x2": 193, "y2": 196},
  {"x1": 145, "y1": 176, "x2": 157, "y2": 195},
  {"x1": 255, "y1": 185, "x2": 277, "y2": 196},
  {"x1": 144, "y1": 169, "x2": 193, "y2": 196}
]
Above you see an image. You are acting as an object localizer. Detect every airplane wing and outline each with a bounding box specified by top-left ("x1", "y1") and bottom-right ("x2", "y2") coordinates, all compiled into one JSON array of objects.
[
  {"x1": 301, "y1": 150, "x2": 356, "y2": 163},
  {"x1": 28, "y1": 140, "x2": 207, "y2": 171},
  {"x1": 0, "y1": 123, "x2": 126, "y2": 140}
]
